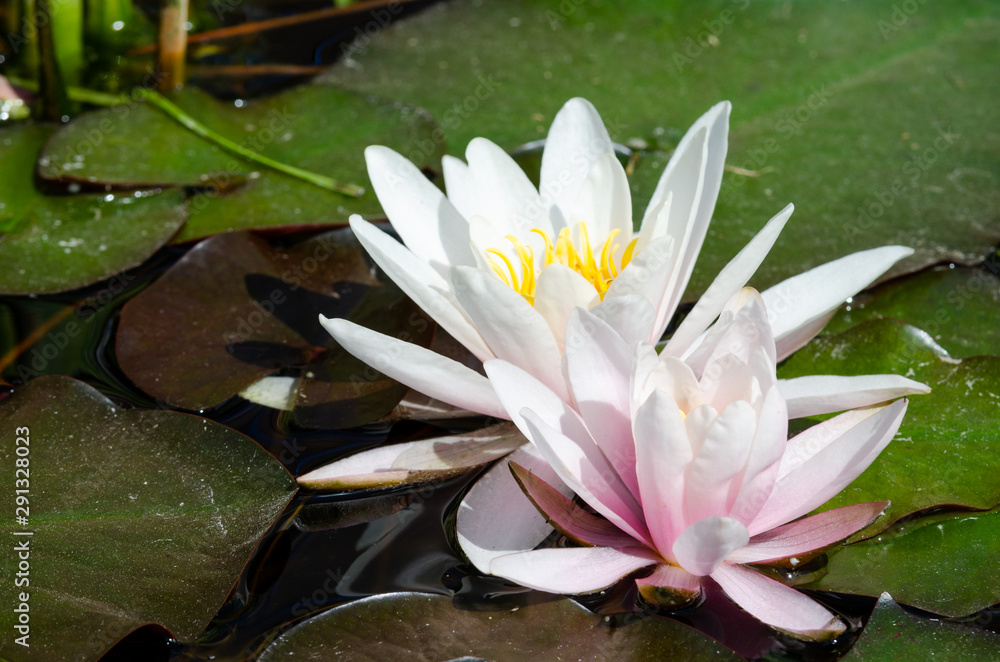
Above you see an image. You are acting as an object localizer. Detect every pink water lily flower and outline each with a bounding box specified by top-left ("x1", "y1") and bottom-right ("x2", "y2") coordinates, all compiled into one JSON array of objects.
[{"x1": 478, "y1": 293, "x2": 910, "y2": 639}]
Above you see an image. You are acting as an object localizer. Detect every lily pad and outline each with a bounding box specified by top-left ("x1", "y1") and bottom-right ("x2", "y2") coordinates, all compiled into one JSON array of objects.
[
  {"x1": 823, "y1": 263, "x2": 1000, "y2": 358},
  {"x1": 0, "y1": 124, "x2": 187, "y2": 294},
  {"x1": 37, "y1": 84, "x2": 444, "y2": 242},
  {"x1": 842, "y1": 593, "x2": 1000, "y2": 660},
  {"x1": 778, "y1": 318, "x2": 1000, "y2": 533},
  {"x1": 257, "y1": 592, "x2": 741, "y2": 661},
  {"x1": 115, "y1": 227, "x2": 434, "y2": 429},
  {"x1": 0, "y1": 375, "x2": 296, "y2": 661},
  {"x1": 320, "y1": 0, "x2": 1000, "y2": 294},
  {"x1": 802, "y1": 511, "x2": 1000, "y2": 618}
]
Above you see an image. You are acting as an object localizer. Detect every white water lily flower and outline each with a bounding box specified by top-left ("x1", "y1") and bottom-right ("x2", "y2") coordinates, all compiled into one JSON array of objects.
[
  {"x1": 319, "y1": 98, "x2": 920, "y2": 423},
  {"x1": 307, "y1": 99, "x2": 927, "y2": 557},
  {"x1": 480, "y1": 295, "x2": 913, "y2": 639}
]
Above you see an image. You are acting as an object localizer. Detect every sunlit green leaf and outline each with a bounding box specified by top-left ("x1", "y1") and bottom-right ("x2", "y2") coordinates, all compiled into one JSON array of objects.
[
  {"x1": 321, "y1": 0, "x2": 1000, "y2": 294},
  {"x1": 37, "y1": 84, "x2": 444, "y2": 242},
  {"x1": 0, "y1": 125, "x2": 186, "y2": 295}
]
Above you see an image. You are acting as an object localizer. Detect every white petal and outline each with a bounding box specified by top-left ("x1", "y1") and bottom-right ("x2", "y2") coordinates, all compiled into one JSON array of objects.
[
  {"x1": 490, "y1": 546, "x2": 657, "y2": 594},
  {"x1": 541, "y1": 97, "x2": 614, "y2": 230},
  {"x1": 640, "y1": 101, "x2": 731, "y2": 338},
  {"x1": 466, "y1": 137, "x2": 550, "y2": 236},
  {"x1": 590, "y1": 294, "x2": 656, "y2": 347},
  {"x1": 349, "y1": 216, "x2": 493, "y2": 360},
  {"x1": 665, "y1": 204, "x2": 793, "y2": 357},
  {"x1": 297, "y1": 423, "x2": 525, "y2": 491},
  {"x1": 457, "y1": 443, "x2": 571, "y2": 573},
  {"x1": 711, "y1": 563, "x2": 845, "y2": 639},
  {"x1": 451, "y1": 266, "x2": 567, "y2": 401},
  {"x1": 779, "y1": 374, "x2": 930, "y2": 418},
  {"x1": 762, "y1": 246, "x2": 914, "y2": 360},
  {"x1": 569, "y1": 152, "x2": 633, "y2": 241},
  {"x1": 364, "y1": 146, "x2": 473, "y2": 270},
  {"x1": 320, "y1": 317, "x2": 506, "y2": 419},
  {"x1": 442, "y1": 154, "x2": 474, "y2": 219},
  {"x1": 729, "y1": 386, "x2": 788, "y2": 524},
  {"x1": 603, "y1": 234, "x2": 677, "y2": 342},
  {"x1": 673, "y1": 517, "x2": 749, "y2": 577},
  {"x1": 533, "y1": 264, "x2": 600, "y2": 350},
  {"x1": 240, "y1": 375, "x2": 296, "y2": 410}
]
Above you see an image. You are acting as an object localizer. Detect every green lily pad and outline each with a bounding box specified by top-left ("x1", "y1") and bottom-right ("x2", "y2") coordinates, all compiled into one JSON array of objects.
[
  {"x1": 802, "y1": 511, "x2": 1000, "y2": 618},
  {"x1": 0, "y1": 124, "x2": 187, "y2": 295},
  {"x1": 115, "y1": 227, "x2": 434, "y2": 428},
  {"x1": 778, "y1": 318, "x2": 1000, "y2": 534},
  {"x1": 257, "y1": 592, "x2": 741, "y2": 661},
  {"x1": 37, "y1": 84, "x2": 444, "y2": 242},
  {"x1": 823, "y1": 264, "x2": 1000, "y2": 358},
  {"x1": 320, "y1": 0, "x2": 1000, "y2": 294},
  {"x1": 0, "y1": 375, "x2": 296, "y2": 661},
  {"x1": 842, "y1": 593, "x2": 1000, "y2": 660}
]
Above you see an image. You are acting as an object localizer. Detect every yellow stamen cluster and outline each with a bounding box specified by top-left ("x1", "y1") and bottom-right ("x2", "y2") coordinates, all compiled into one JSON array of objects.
[{"x1": 486, "y1": 222, "x2": 639, "y2": 303}]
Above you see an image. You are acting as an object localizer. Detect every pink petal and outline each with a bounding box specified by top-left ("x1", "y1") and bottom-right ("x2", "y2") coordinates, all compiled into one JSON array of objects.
[
  {"x1": 320, "y1": 317, "x2": 506, "y2": 419},
  {"x1": 730, "y1": 501, "x2": 889, "y2": 564},
  {"x1": 564, "y1": 308, "x2": 639, "y2": 498},
  {"x1": 749, "y1": 400, "x2": 907, "y2": 534},
  {"x1": 633, "y1": 388, "x2": 692, "y2": 557},
  {"x1": 520, "y1": 409, "x2": 653, "y2": 547},
  {"x1": 489, "y1": 546, "x2": 657, "y2": 595},
  {"x1": 665, "y1": 204, "x2": 793, "y2": 358},
  {"x1": 729, "y1": 386, "x2": 788, "y2": 525},
  {"x1": 673, "y1": 517, "x2": 749, "y2": 577},
  {"x1": 452, "y1": 266, "x2": 569, "y2": 402},
  {"x1": 711, "y1": 563, "x2": 846, "y2": 639},
  {"x1": 364, "y1": 146, "x2": 474, "y2": 271},
  {"x1": 779, "y1": 374, "x2": 931, "y2": 419},
  {"x1": 457, "y1": 443, "x2": 573, "y2": 573},
  {"x1": 684, "y1": 288, "x2": 776, "y2": 379},
  {"x1": 683, "y1": 400, "x2": 757, "y2": 524},
  {"x1": 509, "y1": 461, "x2": 636, "y2": 548}
]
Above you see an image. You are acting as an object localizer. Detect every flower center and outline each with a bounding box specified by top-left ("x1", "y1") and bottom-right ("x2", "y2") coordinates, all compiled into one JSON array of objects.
[{"x1": 485, "y1": 222, "x2": 639, "y2": 303}]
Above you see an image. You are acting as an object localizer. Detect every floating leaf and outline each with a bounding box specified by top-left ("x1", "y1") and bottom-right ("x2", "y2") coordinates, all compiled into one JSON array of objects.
[
  {"x1": 824, "y1": 264, "x2": 1000, "y2": 358},
  {"x1": 115, "y1": 228, "x2": 434, "y2": 429},
  {"x1": 842, "y1": 593, "x2": 1000, "y2": 660},
  {"x1": 778, "y1": 319, "x2": 1000, "y2": 533},
  {"x1": 321, "y1": 0, "x2": 1000, "y2": 294},
  {"x1": 38, "y1": 84, "x2": 443, "y2": 242},
  {"x1": 0, "y1": 375, "x2": 295, "y2": 661},
  {"x1": 802, "y1": 511, "x2": 1000, "y2": 617},
  {"x1": 257, "y1": 592, "x2": 741, "y2": 661},
  {"x1": 0, "y1": 124, "x2": 187, "y2": 294}
]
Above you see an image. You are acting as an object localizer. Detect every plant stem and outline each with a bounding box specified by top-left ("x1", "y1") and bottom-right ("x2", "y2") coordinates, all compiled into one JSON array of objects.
[
  {"x1": 157, "y1": 0, "x2": 189, "y2": 91},
  {"x1": 133, "y1": 88, "x2": 365, "y2": 196},
  {"x1": 35, "y1": 0, "x2": 71, "y2": 121}
]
